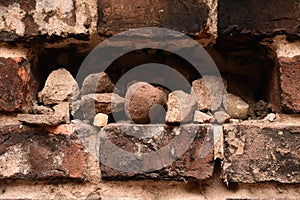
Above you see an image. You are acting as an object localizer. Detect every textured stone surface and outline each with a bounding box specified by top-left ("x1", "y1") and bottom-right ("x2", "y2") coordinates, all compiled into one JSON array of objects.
[
  {"x1": 218, "y1": 0, "x2": 300, "y2": 37},
  {"x1": 53, "y1": 102, "x2": 71, "y2": 123},
  {"x1": 98, "y1": 0, "x2": 209, "y2": 35},
  {"x1": 223, "y1": 121, "x2": 300, "y2": 183},
  {"x1": 0, "y1": 124, "x2": 86, "y2": 180},
  {"x1": 0, "y1": 0, "x2": 98, "y2": 41},
  {"x1": 38, "y1": 68, "x2": 80, "y2": 105},
  {"x1": 193, "y1": 110, "x2": 213, "y2": 124},
  {"x1": 166, "y1": 91, "x2": 197, "y2": 123},
  {"x1": 17, "y1": 114, "x2": 66, "y2": 126},
  {"x1": 226, "y1": 93, "x2": 249, "y2": 120},
  {"x1": 0, "y1": 57, "x2": 36, "y2": 113},
  {"x1": 214, "y1": 111, "x2": 230, "y2": 124},
  {"x1": 192, "y1": 76, "x2": 227, "y2": 111},
  {"x1": 81, "y1": 93, "x2": 124, "y2": 120},
  {"x1": 125, "y1": 82, "x2": 168, "y2": 124},
  {"x1": 100, "y1": 124, "x2": 214, "y2": 180},
  {"x1": 81, "y1": 72, "x2": 115, "y2": 95},
  {"x1": 277, "y1": 56, "x2": 300, "y2": 113}
]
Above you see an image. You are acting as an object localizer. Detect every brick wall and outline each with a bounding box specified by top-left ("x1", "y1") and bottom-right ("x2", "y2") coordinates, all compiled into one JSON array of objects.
[{"x1": 0, "y1": 0, "x2": 299, "y2": 199}]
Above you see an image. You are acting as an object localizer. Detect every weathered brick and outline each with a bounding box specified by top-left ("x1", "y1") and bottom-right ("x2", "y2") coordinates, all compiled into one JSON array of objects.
[
  {"x1": 278, "y1": 56, "x2": 300, "y2": 113},
  {"x1": 98, "y1": 0, "x2": 209, "y2": 35},
  {"x1": 0, "y1": 57, "x2": 36, "y2": 113},
  {"x1": 218, "y1": 0, "x2": 300, "y2": 37},
  {"x1": 0, "y1": 0, "x2": 98, "y2": 41},
  {"x1": 268, "y1": 56, "x2": 300, "y2": 113},
  {"x1": 100, "y1": 124, "x2": 214, "y2": 180},
  {"x1": 0, "y1": 124, "x2": 87, "y2": 180},
  {"x1": 223, "y1": 121, "x2": 300, "y2": 183}
]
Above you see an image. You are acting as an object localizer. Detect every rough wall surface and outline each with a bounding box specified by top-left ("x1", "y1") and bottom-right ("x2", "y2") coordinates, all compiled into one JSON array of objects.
[{"x1": 0, "y1": 0, "x2": 299, "y2": 199}]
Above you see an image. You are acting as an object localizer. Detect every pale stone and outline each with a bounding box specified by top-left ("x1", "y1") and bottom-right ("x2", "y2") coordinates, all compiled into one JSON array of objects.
[
  {"x1": 93, "y1": 113, "x2": 108, "y2": 127},
  {"x1": 225, "y1": 93, "x2": 249, "y2": 120},
  {"x1": 264, "y1": 113, "x2": 276, "y2": 122},
  {"x1": 193, "y1": 110, "x2": 213, "y2": 123},
  {"x1": 166, "y1": 90, "x2": 197, "y2": 123},
  {"x1": 192, "y1": 76, "x2": 227, "y2": 111},
  {"x1": 38, "y1": 68, "x2": 79, "y2": 105}
]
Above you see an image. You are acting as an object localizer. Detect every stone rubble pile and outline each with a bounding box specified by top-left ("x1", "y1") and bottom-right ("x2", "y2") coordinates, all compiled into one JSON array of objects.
[{"x1": 17, "y1": 68, "x2": 274, "y2": 130}]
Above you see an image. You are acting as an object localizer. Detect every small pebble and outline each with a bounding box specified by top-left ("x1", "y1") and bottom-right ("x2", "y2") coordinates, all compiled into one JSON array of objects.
[{"x1": 93, "y1": 113, "x2": 108, "y2": 127}]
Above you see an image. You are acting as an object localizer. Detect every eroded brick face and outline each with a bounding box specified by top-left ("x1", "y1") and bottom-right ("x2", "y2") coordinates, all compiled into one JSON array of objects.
[
  {"x1": 98, "y1": 0, "x2": 209, "y2": 35},
  {"x1": 223, "y1": 123, "x2": 300, "y2": 183},
  {"x1": 0, "y1": 125, "x2": 86, "y2": 180},
  {"x1": 218, "y1": 0, "x2": 300, "y2": 37},
  {"x1": 0, "y1": 57, "x2": 36, "y2": 113},
  {"x1": 278, "y1": 56, "x2": 300, "y2": 113},
  {"x1": 100, "y1": 124, "x2": 214, "y2": 180}
]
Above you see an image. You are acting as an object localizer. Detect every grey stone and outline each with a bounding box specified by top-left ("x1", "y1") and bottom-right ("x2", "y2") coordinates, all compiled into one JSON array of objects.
[
  {"x1": 166, "y1": 90, "x2": 197, "y2": 123},
  {"x1": 38, "y1": 68, "x2": 80, "y2": 105},
  {"x1": 81, "y1": 72, "x2": 115, "y2": 95},
  {"x1": 214, "y1": 111, "x2": 230, "y2": 124},
  {"x1": 82, "y1": 93, "x2": 124, "y2": 120},
  {"x1": 225, "y1": 93, "x2": 249, "y2": 120}
]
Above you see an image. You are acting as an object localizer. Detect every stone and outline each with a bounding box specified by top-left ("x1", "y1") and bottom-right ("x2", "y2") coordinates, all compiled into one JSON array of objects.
[
  {"x1": 17, "y1": 114, "x2": 65, "y2": 126},
  {"x1": 166, "y1": 90, "x2": 197, "y2": 123},
  {"x1": 70, "y1": 100, "x2": 82, "y2": 118},
  {"x1": 38, "y1": 68, "x2": 80, "y2": 105},
  {"x1": 82, "y1": 93, "x2": 124, "y2": 120},
  {"x1": 214, "y1": 111, "x2": 230, "y2": 124},
  {"x1": 254, "y1": 100, "x2": 269, "y2": 118},
  {"x1": 264, "y1": 113, "x2": 276, "y2": 122},
  {"x1": 125, "y1": 82, "x2": 168, "y2": 124},
  {"x1": 45, "y1": 124, "x2": 76, "y2": 136},
  {"x1": 53, "y1": 102, "x2": 71, "y2": 123},
  {"x1": 193, "y1": 111, "x2": 213, "y2": 123},
  {"x1": 100, "y1": 124, "x2": 214, "y2": 180},
  {"x1": 93, "y1": 113, "x2": 108, "y2": 127},
  {"x1": 98, "y1": 0, "x2": 209, "y2": 35},
  {"x1": 218, "y1": 0, "x2": 300, "y2": 37},
  {"x1": 81, "y1": 72, "x2": 115, "y2": 95},
  {"x1": 225, "y1": 93, "x2": 249, "y2": 120},
  {"x1": 223, "y1": 122, "x2": 300, "y2": 183},
  {"x1": 191, "y1": 76, "x2": 227, "y2": 111},
  {"x1": 0, "y1": 57, "x2": 36, "y2": 112},
  {"x1": 0, "y1": 124, "x2": 86, "y2": 180},
  {"x1": 33, "y1": 104, "x2": 54, "y2": 115}
]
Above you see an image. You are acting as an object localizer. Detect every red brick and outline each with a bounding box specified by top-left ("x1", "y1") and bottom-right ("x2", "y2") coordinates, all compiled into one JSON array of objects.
[
  {"x1": 100, "y1": 124, "x2": 214, "y2": 180},
  {"x1": 278, "y1": 56, "x2": 300, "y2": 113},
  {"x1": 0, "y1": 57, "x2": 37, "y2": 113},
  {"x1": 0, "y1": 124, "x2": 87, "y2": 180}
]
